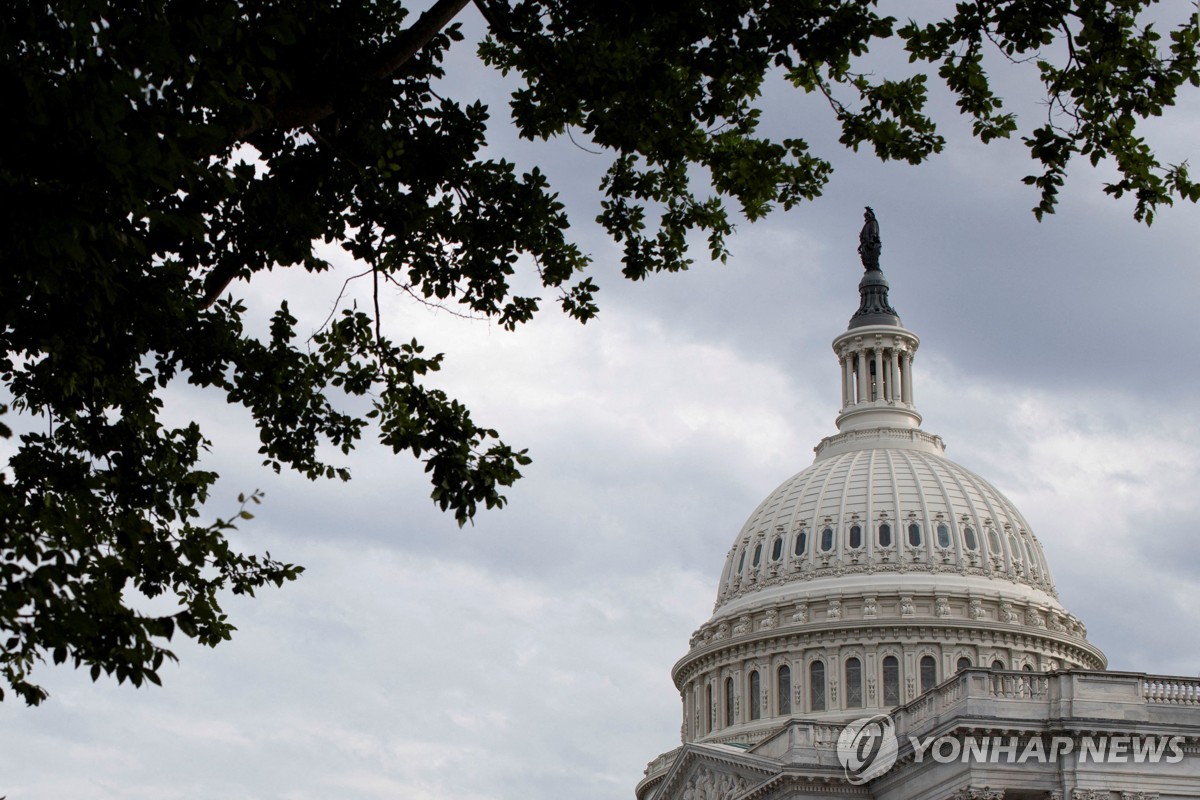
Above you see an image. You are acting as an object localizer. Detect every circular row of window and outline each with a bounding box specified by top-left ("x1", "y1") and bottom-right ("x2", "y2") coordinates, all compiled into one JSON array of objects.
[
  {"x1": 729, "y1": 521, "x2": 1043, "y2": 580},
  {"x1": 699, "y1": 655, "x2": 1033, "y2": 732}
]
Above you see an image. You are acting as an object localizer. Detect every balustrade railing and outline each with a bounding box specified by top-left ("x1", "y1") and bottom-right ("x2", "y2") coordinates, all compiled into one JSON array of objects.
[
  {"x1": 987, "y1": 671, "x2": 1049, "y2": 699},
  {"x1": 1142, "y1": 676, "x2": 1200, "y2": 706}
]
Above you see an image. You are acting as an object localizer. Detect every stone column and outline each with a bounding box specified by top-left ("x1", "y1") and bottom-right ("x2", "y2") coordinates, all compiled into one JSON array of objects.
[
  {"x1": 901, "y1": 351, "x2": 914, "y2": 404},
  {"x1": 889, "y1": 349, "x2": 900, "y2": 403},
  {"x1": 684, "y1": 683, "x2": 694, "y2": 739},
  {"x1": 878, "y1": 347, "x2": 888, "y2": 402},
  {"x1": 841, "y1": 354, "x2": 852, "y2": 407},
  {"x1": 856, "y1": 351, "x2": 869, "y2": 405}
]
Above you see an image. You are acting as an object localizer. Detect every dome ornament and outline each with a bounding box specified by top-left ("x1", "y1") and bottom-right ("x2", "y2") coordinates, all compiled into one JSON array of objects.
[
  {"x1": 849, "y1": 206, "x2": 900, "y2": 328},
  {"x1": 858, "y1": 206, "x2": 882, "y2": 271}
]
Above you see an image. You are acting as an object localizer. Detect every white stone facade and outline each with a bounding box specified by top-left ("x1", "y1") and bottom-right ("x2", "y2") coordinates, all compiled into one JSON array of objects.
[{"x1": 640, "y1": 670, "x2": 1200, "y2": 800}]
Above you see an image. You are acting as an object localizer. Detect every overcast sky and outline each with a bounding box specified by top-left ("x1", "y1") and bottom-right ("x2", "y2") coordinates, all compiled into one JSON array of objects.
[{"x1": 3, "y1": 6, "x2": 1200, "y2": 800}]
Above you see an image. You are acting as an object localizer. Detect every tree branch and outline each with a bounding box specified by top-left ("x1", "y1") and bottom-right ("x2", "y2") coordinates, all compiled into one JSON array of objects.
[
  {"x1": 200, "y1": 0, "x2": 478, "y2": 307},
  {"x1": 472, "y1": 0, "x2": 508, "y2": 35},
  {"x1": 266, "y1": 0, "x2": 475, "y2": 132},
  {"x1": 208, "y1": 0, "x2": 468, "y2": 310}
]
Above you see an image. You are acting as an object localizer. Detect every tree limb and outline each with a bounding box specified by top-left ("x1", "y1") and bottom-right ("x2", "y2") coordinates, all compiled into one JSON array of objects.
[
  {"x1": 266, "y1": 0, "x2": 475, "y2": 132},
  {"x1": 200, "y1": 0, "x2": 478, "y2": 308}
]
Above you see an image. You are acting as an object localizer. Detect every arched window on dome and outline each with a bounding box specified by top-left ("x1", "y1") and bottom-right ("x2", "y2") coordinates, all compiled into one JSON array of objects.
[
  {"x1": 749, "y1": 670, "x2": 761, "y2": 720},
  {"x1": 957, "y1": 656, "x2": 972, "y2": 672},
  {"x1": 820, "y1": 526, "x2": 834, "y2": 552},
  {"x1": 919, "y1": 655, "x2": 937, "y2": 693},
  {"x1": 963, "y1": 526, "x2": 978, "y2": 551},
  {"x1": 771, "y1": 536, "x2": 783, "y2": 561},
  {"x1": 736, "y1": 547, "x2": 746, "y2": 573},
  {"x1": 845, "y1": 658, "x2": 863, "y2": 708},
  {"x1": 878, "y1": 522, "x2": 893, "y2": 547},
  {"x1": 908, "y1": 522, "x2": 922, "y2": 547},
  {"x1": 848, "y1": 524, "x2": 863, "y2": 549},
  {"x1": 705, "y1": 684, "x2": 714, "y2": 735},
  {"x1": 724, "y1": 677, "x2": 735, "y2": 727},
  {"x1": 777, "y1": 666, "x2": 791, "y2": 715},
  {"x1": 1023, "y1": 538, "x2": 1036, "y2": 564},
  {"x1": 987, "y1": 527, "x2": 1002, "y2": 555},
  {"x1": 752, "y1": 542, "x2": 763, "y2": 568},
  {"x1": 1008, "y1": 533, "x2": 1022, "y2": 561},
  {"x1": 991, "y1": 659, "x2": 1006, "y2": 671},
  {"x1": 882, "y1": 656, "x2": 900, "y2": 705},
  {"x1": 936, "y1": 523, "x2": 952, "y2": 549},
  {"x1": 794, "y1": 529, "x2": 808, "y2": 557},
  {"x1": 809, "y1": 661, "x2": 826, "y2": 712},
  {"x1": 1021, "y1": 663, "x2": 1034, "y2": 672}
]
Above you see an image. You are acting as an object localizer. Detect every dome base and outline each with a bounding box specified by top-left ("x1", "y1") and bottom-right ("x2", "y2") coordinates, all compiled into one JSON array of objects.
[{"x1": 814, "y1": 425, "x2": 941, "y2": 460}]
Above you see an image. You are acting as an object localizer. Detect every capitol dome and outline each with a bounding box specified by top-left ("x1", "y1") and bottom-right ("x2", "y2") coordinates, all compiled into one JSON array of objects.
[
  {"x1": 713, "y1": 438, "x2": 1064, "y2": 616},
  {"x1": 670, "y1": 210, "x2": 1105, "y2": 745}
]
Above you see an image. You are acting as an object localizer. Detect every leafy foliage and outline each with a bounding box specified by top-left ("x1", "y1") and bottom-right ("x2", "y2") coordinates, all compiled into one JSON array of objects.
[
  {"x1": 0, "y1": 0, "x2": 1196, "y2": 703},
  {"x1": 899, "y1": 1, "x2": 1200, "y2": 221}
]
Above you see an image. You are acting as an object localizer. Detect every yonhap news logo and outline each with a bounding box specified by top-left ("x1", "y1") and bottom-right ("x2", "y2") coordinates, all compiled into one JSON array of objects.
[
  {"x1": 909, "y1": 733, "x2": 1185, "y2": 765},
  {"x1": 836, "y1": 714, "x2": 899, "y2": 784},
  {"x1": 837, "y1": 716, "x2": 1184, "y2": 785}
]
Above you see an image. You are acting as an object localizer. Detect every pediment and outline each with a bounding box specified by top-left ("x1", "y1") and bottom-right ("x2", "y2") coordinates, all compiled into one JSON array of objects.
[{"x1": 651, "y1": 743, "x2": 776, "y2": 800}]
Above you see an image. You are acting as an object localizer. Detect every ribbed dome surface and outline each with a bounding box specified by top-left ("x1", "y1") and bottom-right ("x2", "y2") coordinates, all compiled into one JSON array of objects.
[{"x1": 715, "y1": 432, "x2": 1056, "y2": 611}]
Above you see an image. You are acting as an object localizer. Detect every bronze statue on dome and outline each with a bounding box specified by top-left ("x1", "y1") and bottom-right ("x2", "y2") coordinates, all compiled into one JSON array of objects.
[{"x1": 858, "y1": 206, "x2": 881, "y2": 271}]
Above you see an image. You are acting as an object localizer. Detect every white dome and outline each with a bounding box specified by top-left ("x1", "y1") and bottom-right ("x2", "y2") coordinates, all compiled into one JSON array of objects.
[{"x1": 714, "y1": 430, "x2": 1060, "y2": 615}]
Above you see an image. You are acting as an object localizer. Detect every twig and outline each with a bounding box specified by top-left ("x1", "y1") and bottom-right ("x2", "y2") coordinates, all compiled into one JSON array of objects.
[
  {"x1": 566, "y1": 128, "x2": 602, "y2": 155},
  {"x1": 310, "y1": 268, "x2": 374, "y2": 341}
]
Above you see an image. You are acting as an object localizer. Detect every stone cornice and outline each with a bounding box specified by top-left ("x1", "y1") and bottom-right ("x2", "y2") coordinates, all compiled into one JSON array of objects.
[
  {"x1": 673, "y1": 600, "x2": 1104, "y2": 690},
  {"x1": 814, "y1": 426, "x2": 944, "y2": 460}
]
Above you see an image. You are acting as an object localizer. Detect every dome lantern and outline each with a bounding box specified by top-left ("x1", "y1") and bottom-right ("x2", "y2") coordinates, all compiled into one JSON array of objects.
[{"x1": 832, "y1": 209, "x2": 923, "y2": 435}]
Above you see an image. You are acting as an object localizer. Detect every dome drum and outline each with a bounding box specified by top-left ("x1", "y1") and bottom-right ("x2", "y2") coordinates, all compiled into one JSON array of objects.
[
  {"x1": 671, "y1": 592, "x2": 1105, "y2": 741},
  {"x1": 672, "y1": 625, "x2": 1105, "y2": 743}
]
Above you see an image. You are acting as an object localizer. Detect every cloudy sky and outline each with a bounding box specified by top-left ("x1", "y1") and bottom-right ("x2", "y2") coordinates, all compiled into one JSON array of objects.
[{"x1": 3, "y1": 5, "x2": 1200, "y2": 800}]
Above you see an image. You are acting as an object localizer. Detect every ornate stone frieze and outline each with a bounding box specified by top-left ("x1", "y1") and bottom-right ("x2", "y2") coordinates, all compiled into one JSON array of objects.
[
  {"x1": 946, "y1": 788, "x2": 1003, "y2": 800},
  {"x1": 673, "y1": 591, "x2": 1105, "y2": 690},
  {"x1": 827, "y1": 599, "x2": 842, "y2": 620},
  {"x1": 679, "y1": 767, "x2": 748, "y2": 800}
]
